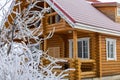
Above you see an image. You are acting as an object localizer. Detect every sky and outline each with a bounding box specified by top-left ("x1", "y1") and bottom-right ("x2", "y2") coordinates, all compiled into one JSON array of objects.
[{"x1": 0, "y1": 0, "x2": 12, "y2": 27}]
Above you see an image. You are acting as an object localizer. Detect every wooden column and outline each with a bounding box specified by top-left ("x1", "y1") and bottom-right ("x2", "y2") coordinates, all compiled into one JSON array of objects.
[
  {"x1": 72, "y1": 31, "x2": 81, "y2": 80},
  {"x1": 42, "y1": 9, "x2": 47, "y2": 51},
  {"x1": 90, "y1": 33, "x2": 95, "y2": 59},
  {"x1": 98, "y1": 34, "x2": 102, "y2": 79},
  {"x1": 90, "y1": 33, "x2": 97, "y2": 73},
  {"x1": 44, "y1": 35, "x2": 47, "y2": 51},
  {"x1": 44, "y1": 1, "x2": 47, "y2": 8},
  {"x1": 73, "y1": 30, "x2": 78, "y2": 58}
]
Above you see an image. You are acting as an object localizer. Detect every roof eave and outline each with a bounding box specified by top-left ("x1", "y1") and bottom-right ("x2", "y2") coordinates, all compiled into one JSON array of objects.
[
  {"x1": 46, "y1": 0, "x2": 120, "y2": 36},
  {"x1": 92, "y1": 2, "x2": 118, "y2": 7},
  {"x1": 75, "y1": 23, "x2": 120, "y2": 36}
]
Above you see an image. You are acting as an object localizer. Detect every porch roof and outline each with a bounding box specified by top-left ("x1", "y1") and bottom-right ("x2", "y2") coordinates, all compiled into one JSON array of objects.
[{"x1": 46, "y1": 0, "x2": 120, "y2": 36}]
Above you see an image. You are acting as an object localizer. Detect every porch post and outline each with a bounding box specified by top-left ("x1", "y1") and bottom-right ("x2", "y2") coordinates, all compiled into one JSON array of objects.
[
  {"x1": 73, "y1": 30, "x2": 78, "y2": 58},
  {"x1": 44, "y1": 1, "x2": 47, "y2": 8},
  {"x1": 98, "y1": 34, "x2": 102, "y2": 79},
  {"x1": 42, "y1": 11, "x2": 47, "y2": 51},
  {"x1": 44, "y1": 35, "x2": 47, "y2": 51}
]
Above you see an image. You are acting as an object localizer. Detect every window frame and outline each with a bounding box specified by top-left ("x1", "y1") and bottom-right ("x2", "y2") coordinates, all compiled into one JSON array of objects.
[
  {"x1": 117, "y1": 7, "x2": 120, "y2": 16},
  {"x1": 55, "y1": 14, "x2": 61, "y2": 23},
  {"x1": 69, "y1": 37, "x2": 90, "y2": 59},
  {"x1": 106, "y1": 38, "x2": 117, "y2": 61}
]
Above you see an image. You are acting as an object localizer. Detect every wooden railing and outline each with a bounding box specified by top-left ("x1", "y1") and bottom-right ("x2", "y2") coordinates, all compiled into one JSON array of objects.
[
  {"x1": 81, "y1": 59, "x2": 96, "y2": 78},
  {"x1": 42, "y1": 58, "x2": 96, "y2": 80},
  {"x1": 63, "y1": 58, "x2": 96, "y2": 80}
]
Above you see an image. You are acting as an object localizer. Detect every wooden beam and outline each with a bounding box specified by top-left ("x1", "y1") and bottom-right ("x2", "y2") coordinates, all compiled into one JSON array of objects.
[
  {"x1": 89, "y1": 33, "x2": 95, "y2": 59},
  {"x1": 44, "y1": 1, "x2": 47, "y2": 8},
  {"x1": 98, "y1": 34, "x2": 102, "y2": 79},
  {"x1": 73, "y1": 30, "x2": 78, "y2": 58},
  {"x1": 44, "y1": 35, "x2": 47, "y2": 51},
  {"x1": 75, "y1": 58, "x2": 81, "y2": 80},
  {"x1": 42, "y1": 9, "x2": 47, "y2": 51}
]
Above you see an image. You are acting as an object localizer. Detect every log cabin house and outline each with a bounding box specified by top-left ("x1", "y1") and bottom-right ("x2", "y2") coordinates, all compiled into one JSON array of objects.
[
  {"x1": 4, "y1": 0, "x2": 120, "y2": 80},
  {"x1": 40, "y1": 0, "x2": 120, "y2": 80}
]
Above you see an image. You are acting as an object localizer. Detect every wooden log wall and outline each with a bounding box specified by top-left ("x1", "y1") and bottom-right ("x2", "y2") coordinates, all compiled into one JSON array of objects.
[
  {"x1": 96, "y1": 7, "x2": 116, "y2": 21},
  {"x1": 99, "y1": 34, "x2": 120, "y2": 76},
  {"x1": 47, "y1": 32, "x2": 97, "y2": 59},
  {"x1": 47, "y1": 34, "x2": 65, "y2": 58}
]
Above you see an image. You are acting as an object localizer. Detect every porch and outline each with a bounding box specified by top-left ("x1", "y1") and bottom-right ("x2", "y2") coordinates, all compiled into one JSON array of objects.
[
  {"x1": 42, "y1": 11, "x2": 101, "y2": 80},
  {"x1": 42, "y1": 30, "x2": 100, "y2": 80}
]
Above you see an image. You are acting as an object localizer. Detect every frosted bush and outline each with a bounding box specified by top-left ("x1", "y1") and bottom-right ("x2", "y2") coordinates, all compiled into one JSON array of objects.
[{"x1": 0, "y1": 0, "x2": 73, "y2": 80}]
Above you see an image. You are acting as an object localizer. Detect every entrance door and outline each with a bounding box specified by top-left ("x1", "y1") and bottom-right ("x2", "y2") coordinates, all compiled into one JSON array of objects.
[{"x1": 48, "y1": 47, "x2": 60, "y2": 58}]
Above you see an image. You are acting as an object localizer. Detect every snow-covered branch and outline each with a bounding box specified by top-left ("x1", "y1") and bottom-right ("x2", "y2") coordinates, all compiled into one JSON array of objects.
[{"x1": 0, "y1": 0, "x2": 73, "y2": 80}]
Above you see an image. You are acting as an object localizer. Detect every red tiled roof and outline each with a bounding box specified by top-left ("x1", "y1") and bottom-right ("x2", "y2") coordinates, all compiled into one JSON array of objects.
[{"x1": 47, "y1": 0, "x2": 120, "y2": 35}]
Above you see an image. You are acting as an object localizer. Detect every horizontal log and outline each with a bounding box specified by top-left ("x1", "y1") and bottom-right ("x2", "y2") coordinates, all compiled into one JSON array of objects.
[
  {"x1": 81, "y1": 71, "x2": 96, "y2": 78},
  {"x1": 81, "y1": 59, "x2": 95, "y2": 63},
  {"x1": 46, "y1": 12, "x2": 57, "y2": 17},
  {"x1": 81, "y1": 71, "x2": 96, "y2": 76}
]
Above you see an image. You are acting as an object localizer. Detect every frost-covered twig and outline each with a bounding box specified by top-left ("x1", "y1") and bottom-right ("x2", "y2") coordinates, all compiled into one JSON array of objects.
[{"x1": 0, "y1": 0, "x2": 73, "y2": 80}]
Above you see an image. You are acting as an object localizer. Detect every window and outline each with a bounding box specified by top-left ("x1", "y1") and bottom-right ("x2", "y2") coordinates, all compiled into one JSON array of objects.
[
  {"x1": 48, "y1": 9, "x2": 53, "y2": 24},
  {"x1": 117, "y1": 8, "x2": 120, "y2": 16},
  {"x1": 48, "y1": 14, "x2": 61, "y2": 24},
  {"x1": 55, "y1": 14, "x2": 61, "y2": 23},
  {"x1": 106, "y1": 38, "x2": 116, "y2": 60},
  {"x1": 47, "y1": 8, "x2": 61, "y2": 24},
  {"x1": 69, "y1": 38, "x2": 90, "y2": 59}
]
